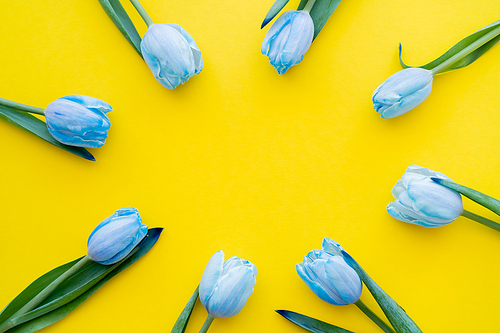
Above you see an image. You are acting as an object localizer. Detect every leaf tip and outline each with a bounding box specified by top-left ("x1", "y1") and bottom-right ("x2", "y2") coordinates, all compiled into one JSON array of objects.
[{"x1": 430, "y1": 177, "x2": 442, "y2": 184}]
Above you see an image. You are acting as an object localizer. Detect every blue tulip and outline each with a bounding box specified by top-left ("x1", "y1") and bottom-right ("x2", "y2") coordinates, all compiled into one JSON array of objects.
[
  {"x1": 297, "y1": 239, "x2": 362, "y2": 306},
  {"x1": 387, "y1": 165, "x2": 463, "y2": 227},
  {"x1": 141, "y1": 23, "x2": 203, "y2": 90},
  {"x1": 87, "y1": 207, "x2": 148, "y2": 265},
  {"x1": 373, "y1": 68, "x2": 433, "y2": 119},
  {"x1": 199, "y1": 251, "x2": 257, "y2": 318},
  {"x1": 45, "y1": 95, "x2": 112, "y2": 148},
  {"x1": 261, "y1": 10, "x2": 314, "y2": 74}
]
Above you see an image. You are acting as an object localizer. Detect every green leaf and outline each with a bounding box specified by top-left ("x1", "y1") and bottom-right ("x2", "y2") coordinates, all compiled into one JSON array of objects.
[
  {"x1": 2, "y1": 228, "x2": 163, "y2": 333},
  {"x1": 297, "y1": 0, "x2": 342, "y2": 40},
  {"x1": 261, "y1": 0, "x2": 290, "y2": 29},
  {"x1": 0, "y1": 105, "x2": 95, "y2": 161},
  {"x1": 399, "y1": 20, "x2": 500, "y2": 74},
  {"x1": 431, "y1": 178, "x2": 500, "y2": 217},
  {"x1": 340, "y1": 251, "x2": 422, "y2": 333},
  {"x1": 276, "y1": 310, "x2": 355, "y2": 333},
  {"x1": 0, "y1": 259, "x2": 82, "y2": 326},
  {"x1": 170, "y1": 287, "x2": 199, "y2": 333},
  {"x1": 98, "y1": 0, "x2": 143, "y2": 57}
]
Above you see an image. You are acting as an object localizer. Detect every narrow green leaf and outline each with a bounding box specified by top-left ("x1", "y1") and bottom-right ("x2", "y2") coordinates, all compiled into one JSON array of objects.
[
  {"x1": 261, "y1": 0, "x2": 290, "y2": 28},
  {"x1": 0, "y1": 259, "x2": 82, "y2": 326},
  {"x1": 297, "y1": 0, "x2": 342, "y2": 40},
  {"x1": 3, "y1": 228, "x2": 163, "y2": 333},
  {"x1": 340, "y1": 251, "x2": 422, "y2": 333},
  {"x1": 276, "y1": 310, "x2": 355, "y2": 333},
  {"x1": 170, "y1": 287, "x2": 199, "y2": 333},
  {"x1": 98, "y1": 0, "x2": 143, "y2": 57},
  {"x1": 0, "y1": 105, "x2": 95, "y2": 161},
  {"x1": 399, "y1": 20, "x2": 500, "y2": 74},
  {"x1": 432, "y1": 178, "x2": 500, "y2": 217}
]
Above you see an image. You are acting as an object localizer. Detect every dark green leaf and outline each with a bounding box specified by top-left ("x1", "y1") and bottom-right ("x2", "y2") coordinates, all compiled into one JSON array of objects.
[
  {"x1": 399, "y1": 20, "x2": 500, "y2": 74},
  {"x1": 0, "y1": 259, "x2": 82, "y2": 326},
  {"x1": 98, "y1": 0, "x2": 143, "y2": 57},
  {"x1": 340, "y1": 251, "x2": 422, "y2": 333},
  {"x1": 261, "y1": 0, "x2": 290, "y2": 28},
  {"x1": 276, "y1": 310, "x2": 354, "y2": 333},
  {"x1": 432, "y1": 178, "x2": 500, "y2": 217},
  {"x1": 0, "y1": 105, "x2": 95, "y2": 161},
  {"x1": 3, "y1": 228, "x2": 163, "y2": 333},
  {"x1": 170, "y1": 287, "x2": 199, "y2": 333},
  {"x1": 297, "y1": 0, "x2": 342, "y2": 40}
]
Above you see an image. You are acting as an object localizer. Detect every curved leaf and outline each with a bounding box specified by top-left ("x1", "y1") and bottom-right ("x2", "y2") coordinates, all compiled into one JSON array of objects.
[
  {"x1": 276, "y1": 310, "x2": 355, "y2": 333},
  {"x1": 340, "y1": 251, "x2": 422, "y2": 333},
  {"x1": 261, "y1": 0, "x2": 290, "y2": 29},
  {"x1": 297, "y1": 0, "x2": 342, "y2": 40},
  {"x1": 98, "y1": 0, "x2": 143, "y2": 57},
  {"x1": 170, "y1": 287, "x2": 199, "y2": 333},
  {"x1": 399, "y1": 20, "x2": 500, "y2": 74},
  {"x1": 0, "y1": 259, "x2": 82, "y2": 325},
  {"x1": 0, "y1": 106, "x2": 95, "y2": 161},
  {"x1": 3, "y1": 228, "x2": 163, "y2": 333}
]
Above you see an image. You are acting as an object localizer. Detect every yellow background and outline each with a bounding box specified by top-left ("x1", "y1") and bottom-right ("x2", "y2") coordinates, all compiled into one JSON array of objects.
[{"x1": 1, "y1": 0, "x2": 500, "y2": 332}]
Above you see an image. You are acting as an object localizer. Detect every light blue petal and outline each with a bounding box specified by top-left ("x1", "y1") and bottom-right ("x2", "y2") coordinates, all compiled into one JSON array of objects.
[
  {"x1": 373, "y1": 68, "x2": 433, "y2": 118},
  {"x1": 98, "y1": 224, "x2": 148, "y2": 265},
  {"x1": 296, "y1": 262, "x2": 337, "y2": 305},
  {"x1": 261, "y1": 11, "x2": 296, "y2": 56},
  {"x1": 322, "y1": 239, "x2": 343, "y2": 256},
  {"x1": 405, "y1": 165, "x2": 452, "y2": 181},
  {"x1": 60, "y1": 95, "x2": 113, "y2": 114},
  {"x1": 278, "y1": 11, "x2": 314, "y2": 71},
  {"x1": 165, "y1": 23, "x2": 203, "y2": 74},
  {"x1": 206, "y1": 266, "x2": 256, "y2": 318},
  {"x1": 200, "y1": 251, "x2": 225, "y2": 307},
  {"x1": 304, "y1": 259, "x2": 345, "y2": 305},
  {"x1": 324, "y1": 257, "x2": 362, "y2": 305},
  {"x1": 87, "y1": 207, "x2": 147, "y2": 264},
  {"x1": 141, "y1": 23, "x2": 201, "y2": 90},
  {"x1": 407, "y1": 178, "x2": 463, "y2": 221},
  {"x1": 262, "y1": 10, "x2": 313, "y2": 74},
  {"x1": 45, "y1": 98, "x2": 111, "y2": 148}
]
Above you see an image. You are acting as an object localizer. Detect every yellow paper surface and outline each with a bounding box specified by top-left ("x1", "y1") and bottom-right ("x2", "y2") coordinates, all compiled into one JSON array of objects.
[{"x1": 1, "y1": 0, "x2": 500, "y2": 332}]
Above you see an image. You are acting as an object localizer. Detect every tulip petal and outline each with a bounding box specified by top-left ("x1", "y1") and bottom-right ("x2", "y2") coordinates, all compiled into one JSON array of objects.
[
  {"x1": 207, "y1": 265, "x2": 256, "y2": 318},
  {"x1": 407, "y1": 178, "x2": 463, "y2": 221},
  {"x1": 141, "y1": 23, "x2": 202, "y2": 90},
  {"x1": 87, "y1": 208, "x2": 147, "y2": 264},
  {"x1": 60, "y1": 95, "x2": 113, "y2": 114},
  {"x1": 322, "y1": 238, "x2": 343, "y2": 256},
  {"x1": 199, "y1": 250, "x2": 225, "y2": 307},
  {"x1": 324, "y1": 257, "x2": 362, "y2": 305},
  {"x1": 296, "y1": 262, "x2": 338, "y2": 305},
  {"x1": 165, "y1": 23, "x2": 203, "y2": 74}
]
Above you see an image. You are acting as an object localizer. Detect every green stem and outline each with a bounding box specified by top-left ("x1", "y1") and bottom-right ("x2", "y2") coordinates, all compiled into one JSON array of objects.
[
  {"x1": 303, "y1": 0, "x2": 317, "y2": 13},
  {"x1": 0, "y1": 256, "x2": 91, "y2": 333},
  {"x1": 431, "y1": 25, "x2": 500, "y2": 75},
  {"x1": 198, "y1": 315, "x2": 215, "y2": 333},
  {"x1": 461, "y1": 209, "x2": 500, "y2": 232},
  {"x1": 129, "y1": 0, "x2": 154, "y2": 27},
  {"x1": 0, "y1": 97, "x2": 45, "y2": 115},
  {"x1": 355, "y1": 300, "x2": 396, "y2": 333}
]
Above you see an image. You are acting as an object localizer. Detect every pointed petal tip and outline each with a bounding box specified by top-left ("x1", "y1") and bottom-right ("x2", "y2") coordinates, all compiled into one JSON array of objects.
[{"x1": 430, "y1": 177, "x2": 442, "y2": 184}]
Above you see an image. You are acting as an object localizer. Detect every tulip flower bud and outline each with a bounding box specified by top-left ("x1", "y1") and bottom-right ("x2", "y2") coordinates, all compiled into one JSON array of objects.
[
  {"x1": 261, "y1": 10, "x2": 314, "y2": 74},
  {"x1": 141, "y1": 23, "x2": 203, "y2": 90},
  {"x1": 297, "y1": 243, "x2": 362, "y2": 306},
  {"x1": 199, "y1": 251, "x2": 257, "y2": 318},
  {"x1": 87, "y1": 207, "x2": 148, "y2": 265},
  {"x1": 387, "y1": 165, "x2": 463, "y2": 227},
  {"x1": 372, "y1": 68, "x2": 433, "y2": 119},
  {"x1": 45, "y1": 95, "x2": 112, "y2": 148}
]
